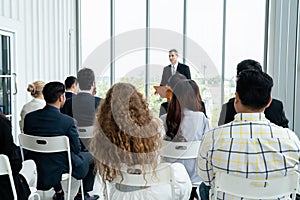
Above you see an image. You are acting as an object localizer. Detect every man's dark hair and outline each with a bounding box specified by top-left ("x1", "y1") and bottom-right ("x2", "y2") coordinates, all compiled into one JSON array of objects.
[
  {"x1": 237, "y1": 59, "x2": 262, "y2": 75},
  {"x1": 64, "y1": 76, "x2": 77, "y2": 89},
  {"x1": 236, "y1": 69, "x2": 273, "y2": 109},
  {"x1": 77, "y1": 68, "x2": 95, "y2": 90},
  {"x1": 43, "y1": 82, "x2": 65, "y2": 104}
]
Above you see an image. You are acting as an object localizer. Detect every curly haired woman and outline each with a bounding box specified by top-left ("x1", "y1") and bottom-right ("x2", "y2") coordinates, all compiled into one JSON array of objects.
[{"x1": 90, "y1": 82, "x2": 192, "y2": 200}]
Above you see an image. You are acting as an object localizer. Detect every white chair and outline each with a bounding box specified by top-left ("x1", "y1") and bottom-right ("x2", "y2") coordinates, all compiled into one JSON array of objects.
[
  {"x1": 161, "y1": 140, "x2": 201, "y2": 187},
  {"x1": 161, "y1": 140, "x2": 201, "y2": 159},
  {"x1": 213, "y1": 171, "x2": 299, "y2": 200},
  {"x1": 18, "y1": 134, "x2": 84, "y2": 200},
  {"x1": 77, "y1": 126, "x2": 93, "y2": 139},
  {"x1": 105, "y1": 162, "x2": 175, "y2": 200},
  {"x1": 0, "y1": 154, "x2": 40, "y2": 200}
]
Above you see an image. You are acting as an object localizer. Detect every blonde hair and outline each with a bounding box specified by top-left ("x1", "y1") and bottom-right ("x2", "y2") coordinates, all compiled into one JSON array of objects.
[
  {"x1": 90, "y1": 82, "x2": 162, "y2": 184},
  {"x1": 27, "y1": 81, "x2": 45, "y2": 98}
]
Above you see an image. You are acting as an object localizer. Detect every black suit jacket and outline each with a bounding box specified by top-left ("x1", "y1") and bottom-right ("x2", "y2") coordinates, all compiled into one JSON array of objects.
[
  {"x1": 160, "y1": 63, "x2": 191, "y2": 86},
  {"x1": 65, "y1": 91, "x2": 75, "y2": 100},
  {"x1": 218, "y1": 98, "x2": 289, "y2": 128},
  {"x1": 62, "y1": 93, "x2": 101, "y2": 127},
  {"x1": 23, "y1": 105, "x2": 88, "y2": 190},
  {"x1": 0, "y1": 115, "x2": 30, "y2": 200}
]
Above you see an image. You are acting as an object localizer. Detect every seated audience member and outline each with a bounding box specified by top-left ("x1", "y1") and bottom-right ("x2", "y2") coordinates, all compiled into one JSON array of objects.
[
  {"x1": 20, "y1": 81, "x2": 46, "y2": 131},
  {"x1": 23, "y1": 82, "x2": 99, "y2": 200},
  {"x1": 198, "y1": 69, "x2": 300, "y2": 200},
  {"x1": 159, "y1": 73, "x2": 207, "y2": 117},
  {"x1": 64, "y1": 76, "x2": 78, "y2": 100},
  {"x1": 218, "y1": 59, "x2": 289, "y2": 127},
  {"x1": 90, "y1": 82, "x2": 192, "y2": 200},
  {"x1": 62, "y1": 68, "x2": 101, "y2": 149},
  {"x1": 0, "y1": 112, "x2": 37, "y2": 200},
  {"x1": 160, "y1": 79, "x2": 209, "y2": 200},
  {"x1": 60, "y1": 76, "x2": 78, "y2": 113},
  {"x1": 62, "y1": 68, "x2": 101, "y2": 127}
]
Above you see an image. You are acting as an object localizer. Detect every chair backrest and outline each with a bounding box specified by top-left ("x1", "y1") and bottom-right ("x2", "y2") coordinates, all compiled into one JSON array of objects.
[
  {"x1": 112, "y1": 162, "x2": 173, "y2": 186},
  {"x1": 107, "y1": 162, "x2": 175, "y2": 199},
  {"x1": 0, "y1": 154, "x2": 18, "y2": 199},
  {"x1": 18, "y1": 134, "x2": 73, "y2": 200},
  {"x1": 213, "y1": 171, "x2": 299, "y2": 200},
  {"x1": 161, "y1": 140, "x2": 201, "y2": 159},
  {"x1": 77, "y1": 126, "x2": 93, "y2": 138}
]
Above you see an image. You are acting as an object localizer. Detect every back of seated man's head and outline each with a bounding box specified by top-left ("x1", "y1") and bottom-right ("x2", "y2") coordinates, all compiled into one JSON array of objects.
[
  {"x1": 64, "y1": 76, "x2": 77, "y2": 90},
  {"x1": 43, "y1": 82, "x2": 65, "y2": 104},
  {"x1": 236, "y1": 69, "x2": 273, "y2": 110},
  {"x1": 77, "y1": 68, "x2": 95, "y2": 90},
  {"x1": 237, "y1": 59, "x2": 262, "y2": 75}
]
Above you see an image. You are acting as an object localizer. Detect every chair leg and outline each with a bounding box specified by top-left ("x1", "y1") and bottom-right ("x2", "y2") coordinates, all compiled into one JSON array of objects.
[{"x1": 80, "y1": 180, "x2": 84, "y2": 199}]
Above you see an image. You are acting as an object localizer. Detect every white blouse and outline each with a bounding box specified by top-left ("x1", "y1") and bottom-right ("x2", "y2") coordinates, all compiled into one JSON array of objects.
[
  {"x1": 20, "y1": 98, "x2": 45, "y2": 132},
  {"x1": 160, "y1": 109, "x2": 210, "y2": 183}
]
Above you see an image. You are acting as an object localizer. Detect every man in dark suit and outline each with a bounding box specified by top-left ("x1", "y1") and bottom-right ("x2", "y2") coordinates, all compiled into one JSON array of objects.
[
  {"x1": 60, "y1": 76, "x2": 77, "y2": 113},
  {"x1": 160, "y1": 49, "x2": 191, "y2": 86},
  {"x1": 218, "y1": 59, "x2": 289, "y2": 127},
  {"x1": 64, "y1": 76, "x2": 77, "y2": 100},
  {"x1": 62, "y1": 68, "x2": 101, "y2": 127},
  {"x1": 24, "y1": 82, "x2": 99, "y2": 200}
]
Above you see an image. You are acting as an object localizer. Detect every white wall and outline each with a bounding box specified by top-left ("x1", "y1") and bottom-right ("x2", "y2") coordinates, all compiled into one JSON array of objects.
[{"x1": 0, "y1": 0, "x2": 78, "y2": 138}]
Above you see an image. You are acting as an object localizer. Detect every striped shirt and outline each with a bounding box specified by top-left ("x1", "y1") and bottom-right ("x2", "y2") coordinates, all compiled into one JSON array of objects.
[{"x1": 197, "y1": 113, "x2": 300, "y2": 200}]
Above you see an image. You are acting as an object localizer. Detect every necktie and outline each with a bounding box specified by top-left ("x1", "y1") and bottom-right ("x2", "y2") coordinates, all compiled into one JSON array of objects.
[{"x1": 172, "y1": 66, "x2": 175, "y2": 75}]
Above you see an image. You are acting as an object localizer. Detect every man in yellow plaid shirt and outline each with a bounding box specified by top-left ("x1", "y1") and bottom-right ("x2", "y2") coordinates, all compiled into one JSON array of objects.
[{"x1": 198, "y1": 67, "x2": 300, "y2": 200}]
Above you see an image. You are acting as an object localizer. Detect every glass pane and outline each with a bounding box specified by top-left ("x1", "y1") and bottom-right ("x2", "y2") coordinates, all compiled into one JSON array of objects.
[
  {"x1": 81, "y1": 0, "x2": 110, "y2": 62},
  {"x1": 149, "y1": 0, "x2": 184, "y2": 117},
  {"x1": 0, "y1": 35, "x2": 11, "y2": 74},
  {"x1": 186, "y1": 0, "x2": 223, "y2": 128},
  {"x1": 225, "y1": 0, "x2": 266, "y2": 101},
  {"x1": 0, "y1": 77, "x2": 11, "y2": 115},
  {"x1": 150, "y1": 0, "x2": 183, "y2": 33},
  {"x1": 81, "y1": 0, "x2": 111, "y2": 98},
  {"x1": 0, "y1": 35, "x2": 11, "y2": 116},
  {"x1": 115, "y1": 0, "x2": 146, "y2": 95}
]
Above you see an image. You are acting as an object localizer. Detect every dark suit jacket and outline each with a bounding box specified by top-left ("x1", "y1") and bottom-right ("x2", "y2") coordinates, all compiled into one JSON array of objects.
[
  {"x1": 218, "y1": 98, "x2": 289, "y2": 128},
  {"x1": 0, "y1": 115, "x2": 30, "y2": 200},
  {"x1": 62, "y1": 93, "x2": 101, "y2": 127},
  {"x1": 60, "y1": 92, "x2": 76, "y2": 113},
  {"x1": 65, "y1": 91, "x2": 75, "y2": 100},
  {"x1": 23, "y1": 105, "x2": 89, "y2": 190},
  {"x1": 160, "y1": 63, "x2": 191, "y2": 86}
]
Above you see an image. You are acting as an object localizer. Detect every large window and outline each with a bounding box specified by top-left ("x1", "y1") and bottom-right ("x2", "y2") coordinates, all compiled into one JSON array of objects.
[
  {"x1": 186, "y1": 0, "x2": 223, "y2": 126},
  {"x1": 80, "y1": 0, "x2": 110, "y2": 98},
  {"x1": 115, "y1": 0, "x2": 146, "y2": 90},
  {"x1": 225, "y1": 0, "x2": 266, "y2": 101},
  {"x1": 80, "y1": 0, "x2": 266, "y2": 128}
]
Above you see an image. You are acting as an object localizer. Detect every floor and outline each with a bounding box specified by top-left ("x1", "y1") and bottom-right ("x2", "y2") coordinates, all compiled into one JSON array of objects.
[{"x1": 35, "y1": 174, "x2": 104, "y2": 200}]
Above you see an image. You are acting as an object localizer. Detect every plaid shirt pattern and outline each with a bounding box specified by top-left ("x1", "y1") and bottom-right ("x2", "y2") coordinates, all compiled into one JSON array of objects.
[{"x1": 198, "y1": 113, "x2": 300, "y2": 200}]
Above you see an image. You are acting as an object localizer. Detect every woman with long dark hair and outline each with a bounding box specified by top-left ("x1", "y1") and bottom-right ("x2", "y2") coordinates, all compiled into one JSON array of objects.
[{"x1": 160, "y1": 79, "x2": 209, "y2": 200}]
